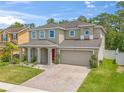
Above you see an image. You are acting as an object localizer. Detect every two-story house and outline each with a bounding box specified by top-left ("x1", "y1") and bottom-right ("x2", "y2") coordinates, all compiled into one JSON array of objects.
[
  {"x1": 0, "y1": 27, "x2": 30, "y2": 54},
  {"x1": 0, "y1": 27, "x2": 30, "y2": 45},
  {"x1": 19, "y1": 21, "x2": 105, "y2": 66}
]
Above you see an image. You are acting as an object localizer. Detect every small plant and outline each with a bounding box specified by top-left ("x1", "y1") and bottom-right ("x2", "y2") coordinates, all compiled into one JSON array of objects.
[
  {"x1": 89, "y1": 54, "x2": 98, "y2": 68},
  {"x1": 113, "y1": 59, "x2": 116, "y2": 64},
  {"x1": 11, "y1": 57, "x2": 19, "y2": 64},
  {"x1": 99, "y1": 60, "x2": 103, "y2": 64},
  {"x1": 31, "y1": 56, "x2": 37, "y2": 63}
]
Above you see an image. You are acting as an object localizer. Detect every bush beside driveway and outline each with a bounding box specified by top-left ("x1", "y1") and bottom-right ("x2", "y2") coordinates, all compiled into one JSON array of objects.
[{"x1": 78, "y1": 59, "x2": 124, "y2": 92}]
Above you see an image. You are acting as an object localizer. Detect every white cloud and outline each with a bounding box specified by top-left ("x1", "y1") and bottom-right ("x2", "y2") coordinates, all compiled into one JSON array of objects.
[
  {"x1": 5, "y1": 1, "x2": 31, "y2": 5},
  {"x1": 104, "y1": 5, "x2": 108, "y2": 8},
  {"x1": 0, "y1": 16, "x2": 25, "y2": 25},
  {"x1": 84, "y1": 1, "x2": 96, "y2": 8}
]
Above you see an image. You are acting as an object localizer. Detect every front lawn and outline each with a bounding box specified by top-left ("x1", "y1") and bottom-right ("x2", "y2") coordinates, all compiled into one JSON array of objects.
[
  {"x1": 0, "y1": 63, "x2": 43, "y2": 84},
  {"x1": 78, "y1": 59, "x2": 124, "y2": 92},
  {"x1": 0, "y1": 89, "x2": 6, "y2": 92}
]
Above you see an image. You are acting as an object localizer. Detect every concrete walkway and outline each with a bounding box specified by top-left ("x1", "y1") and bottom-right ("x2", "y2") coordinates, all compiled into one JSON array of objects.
[
  {"x1": 22, "y1": 64, "x2": 90, "y2": 92},
  {"x1": 0, "y1": 82, "x2": 47, "y2": 92}
]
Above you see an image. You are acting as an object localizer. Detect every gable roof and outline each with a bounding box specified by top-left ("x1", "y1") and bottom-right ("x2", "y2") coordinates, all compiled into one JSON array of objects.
[
  {"x1": 3, "y1": 27, "x2": 29, "y2": 34},
  {"x1": 35, "y1": 23, "x2": 65, "y2": 30},
  {"x1": 60, "y1": 21, "x2": 93, "y2": 29},
  {"x1": 34, "y1": 21, "x2": 94, "y2": 30}
]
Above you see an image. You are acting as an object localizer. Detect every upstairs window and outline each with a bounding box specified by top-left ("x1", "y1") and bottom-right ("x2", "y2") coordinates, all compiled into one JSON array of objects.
[
  {"x1": 2, "y1": 34, "x2": 7, "y2": 41},
  {"x1": 49, "y1": 30, "x2": 55, "y2": 38},
  {"x1": 39, "y1": 31, "x2": 45, "y2": 39},
  {"x1": 69, "y1": 30, "x2": 75, "y2": 37},
  {"x1": 13, "y1": 33, "x2": 17, "y2": 40},
  {"x1": 31, "y1": 31, "x2": 36, "y2": 39}
]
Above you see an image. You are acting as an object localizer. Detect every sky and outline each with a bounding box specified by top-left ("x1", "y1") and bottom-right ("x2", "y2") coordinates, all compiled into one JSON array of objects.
[{"x1": 0, "y1": 1, "x2": 118, "y2": 28}]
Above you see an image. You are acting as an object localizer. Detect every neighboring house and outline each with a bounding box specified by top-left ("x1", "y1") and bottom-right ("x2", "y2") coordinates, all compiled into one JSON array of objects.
[
  {"x1": 0, "y1": 27, "x2": 30, "y2": 45},
  {"x1": 19, "y1": 21, "x2": 106, "y2": 66},
  {"x1": 0, "y1": 27, "x2": 30, "y2": 54}
]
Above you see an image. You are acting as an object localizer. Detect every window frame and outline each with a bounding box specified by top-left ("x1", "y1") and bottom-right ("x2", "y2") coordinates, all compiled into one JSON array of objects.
[
  {"x1": 2, "y1": 34, "x2": 7, "y2": 41},
  {"x1": 84, "y1": 29, "x2": 90, "y2": 36},
  {"x1": 31, "y1": 31, "x2": 37, "y2": 39},
  {"x1": 39, "y1": 31, "x2": 45, "y2": 39},
  {"x1": 69, "y1": 30, "x2": 75, "y2": 37},
  {"x1": 12, "y1": 33, "x2": 17, "y2": 40},
  {"x1": 49, "y1": 30, "x2": 55, "y2": 38}
]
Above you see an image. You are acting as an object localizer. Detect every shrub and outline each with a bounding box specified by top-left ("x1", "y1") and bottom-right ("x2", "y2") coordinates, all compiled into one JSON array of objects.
[
  {"x1": 0, "y1": 54, "x2": 9, "y2": 62},
  {"x1": 89, "y1": 54, "x2": 98, "y2": 68},
  {"x1": 0, "y1": 62, "x2": 9, "y2": 66},
  {"x1": 31, "y1": 56, "x2": 37, "y2": 63},
  {"x1": 99, "y1": 60, "x2": 103, "y2": 64},
  {"x1": 11, "y1": 57, "x2": 19, "y2": 64},
  {"x1": 22, "y1": 54, "x2": 27, "y2": 61},
  {"x1": 113, "y1": 59, "x2": 116, "y2": 64}
]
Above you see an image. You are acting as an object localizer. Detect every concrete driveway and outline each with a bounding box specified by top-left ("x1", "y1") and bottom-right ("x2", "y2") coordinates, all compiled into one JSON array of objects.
[{"x1": 22, "y1": 64, "x2": 90, "y2": 92}]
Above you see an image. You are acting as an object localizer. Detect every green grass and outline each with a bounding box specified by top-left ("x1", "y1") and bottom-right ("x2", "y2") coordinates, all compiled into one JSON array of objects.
[
  {"x1": 0, "y1": 63, "x2": 43, "y2": 84},
  {"x1": 0, "y1": 89, "x2": 6, "y2": 92},
  {"x1": 78, "y1": 59, "x2": 124, "y2": 92}
]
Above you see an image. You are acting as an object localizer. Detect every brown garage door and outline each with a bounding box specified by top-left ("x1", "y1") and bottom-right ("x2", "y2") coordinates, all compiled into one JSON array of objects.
[{"x1": 61, "y1": 50, "x2": 92, "y2": 66}]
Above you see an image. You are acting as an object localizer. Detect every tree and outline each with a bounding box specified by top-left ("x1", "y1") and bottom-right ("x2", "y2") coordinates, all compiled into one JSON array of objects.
[
  {"x1": 77, "y1": 16, "x2": 87, "y2": 22},
  {"x1": 59, "y1": 20, "x2": 69, "y2": 24},
  {"x1": 2, "y1": 42, "x2": 18, "y2": 63},
  {"x1": 116, "y1": 1, "x2": 124, "y2": 32},
  {"x1": 9, "y1": 22, "x2": 24, "y2": 28},
  {"x1": 24, "y1": 23, "x2": 35, "y2": 28},
  {"x1": 47, "y1": 18, "x2": 56, "y2": 24}
]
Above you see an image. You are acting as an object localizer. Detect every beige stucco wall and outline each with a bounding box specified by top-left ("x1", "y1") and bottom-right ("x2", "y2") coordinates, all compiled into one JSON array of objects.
[
  {"x1": 18, "y1": 30, "x2": 30, "y2": 45},
  {"x1": 30, "y1": 29, "x2": 65, "y2": 44},
  {"x1": 65, "y1": 27, "x2": 94, "y2": 40},
  {"x1": 65, "y1": 29, "x2": 80, "y2": 39}
]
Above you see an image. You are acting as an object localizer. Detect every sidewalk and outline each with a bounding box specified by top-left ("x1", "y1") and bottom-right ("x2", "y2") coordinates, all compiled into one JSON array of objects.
[{"x1": 0, "y1": 82, "x2": 47, "y2": 92}]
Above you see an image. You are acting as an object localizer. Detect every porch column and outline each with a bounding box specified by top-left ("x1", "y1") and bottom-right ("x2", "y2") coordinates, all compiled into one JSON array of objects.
[
  {"x1": 48, "y1": 48, "x2": 52, "y2": 65},
  {"x1": 58, "y1": 49, "x2": 61, "y2": 64},
  {"x1": 19, "y1": 48, "x2": 22, "y2": 62},
  {"x1": 27, "y1": 47, "x2": 31, "y2": 63},
  {"x1": 37, "y1": 48, "x2": 41, "y2": 64}
]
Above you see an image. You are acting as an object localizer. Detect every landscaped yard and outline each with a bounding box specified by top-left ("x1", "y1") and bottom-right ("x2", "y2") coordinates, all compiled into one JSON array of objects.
[
  {"x1": 78, "y1": 59, "x2": 124, "y2": 92},
  {"x1": 0, "y1": 89, "x2": 6, "y2": 92},
  {"x1": 0, "y1": 63, "x2": 43, "y2": 85}
]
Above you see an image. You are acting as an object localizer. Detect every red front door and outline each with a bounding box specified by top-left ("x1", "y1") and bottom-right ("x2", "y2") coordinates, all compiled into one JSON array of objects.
[{"x1": 52, "y1": 49, "x2": 55, "y2": 63}]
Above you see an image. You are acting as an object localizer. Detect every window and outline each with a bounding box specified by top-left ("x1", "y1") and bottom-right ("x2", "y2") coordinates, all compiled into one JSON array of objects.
[
  {"x1": 39, "y1": 31, "x2": 45, "y2": 39},
  {"x1": 31, "y1": 31, "x2": 36, "y2": 39},
  {"x1": 13, "y1": 33, "x2": 17, "y2": 40},
  {"x1": 69, "y1": 30, "x2": 75, "y2": 37},
  {"x1": 84, "y1": 29, "x2": 90, "y2": 36},
  {"x1": 49, "y1": 30, "x2": 55, "y2": 38},
  {"x1": 2, "y1": 34, "x2": 7, "y2": 41}
]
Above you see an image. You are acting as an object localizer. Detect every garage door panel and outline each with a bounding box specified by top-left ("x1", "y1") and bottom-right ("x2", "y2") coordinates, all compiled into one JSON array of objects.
[{"x1": 61, "y1": 50, "x2": 92, "y2": 66}]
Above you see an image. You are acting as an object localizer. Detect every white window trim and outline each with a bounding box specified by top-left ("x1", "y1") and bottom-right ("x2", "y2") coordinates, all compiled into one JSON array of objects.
[
  {"x1": 39, "y1": 31, "x2": 45, "y2": 39},
  {"x1": 31, "y1": 31, "x2": 37, "y2": 39},
  {"x1": 69, "y1": 30, "x2": 75, "y2": 37},
  {"x1": 49, "y1": 30, "x2": 55, "y2": 38}
]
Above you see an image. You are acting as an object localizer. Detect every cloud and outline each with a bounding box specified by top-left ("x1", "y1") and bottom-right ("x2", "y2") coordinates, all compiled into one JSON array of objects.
[
  {"x1": 5, "y1": 1, "x2": 31, "y2": 5},
  {"x1": 0, "y1": 9, "x2": 49, "y2": 28},
  {"x1": 0, "y1": 16, "x2": 25, "y2": 25},
  {"x1": 84, "y1": 1, "x2": 96, "y2": 8}
]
